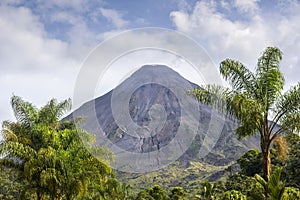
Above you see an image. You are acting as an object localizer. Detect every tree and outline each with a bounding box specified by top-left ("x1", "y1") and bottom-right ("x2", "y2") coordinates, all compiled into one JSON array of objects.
[
  {"x1": 190, "y1": 47, "x2": 300, "y2": 198},
  {"x1": 237, "y1": 149, "x2": 262, "y2": 176},
  {"x1": 100, "y1": 178, "x2": 131, "y2": 200},
  {"x1": 170, "y1": 187, "x2": 186, "y2": 200},
  {"x1": 148, "y1": 185, "x2": 169, "y2": 200},
  {"x1": 0, "y1": 96, "x2": 114, "y2": 200},
  {"x1": 136, "y1": 185, "x2": 169, "y2": 200},
  {"x1": 237, "y1": 148, "x2": 284, "y2": 177},
  {"x1": 225, "y1": 174, "x2": 264, "y2": 200},
  {"x1": 236, "y1": 134, "x2": 300, "y2": 188},
  {"x1": 0, "y1": 96, "x2": 71, "y2": 199}
]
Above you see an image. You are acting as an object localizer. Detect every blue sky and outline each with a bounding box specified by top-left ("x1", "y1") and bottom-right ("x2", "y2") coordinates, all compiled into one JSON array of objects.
[{"x1": 1, "y1": 0, "x2": 300, "y2": 122}]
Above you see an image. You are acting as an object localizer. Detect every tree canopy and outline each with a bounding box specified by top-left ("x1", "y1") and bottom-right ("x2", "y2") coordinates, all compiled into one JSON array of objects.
[{"x1": 0, "y1": 96, "x2": 118, "y2": 199}]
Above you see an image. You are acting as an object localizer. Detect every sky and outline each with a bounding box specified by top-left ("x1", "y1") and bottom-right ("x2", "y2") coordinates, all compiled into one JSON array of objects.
[{"x1": 1, "y1": 0, "x2": 300, "y2": 122}]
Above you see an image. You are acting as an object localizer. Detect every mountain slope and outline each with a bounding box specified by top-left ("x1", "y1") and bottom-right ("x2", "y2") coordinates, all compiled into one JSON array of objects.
[{"x1": 67, "y1": 65, "x2": 259, "y2": 172}]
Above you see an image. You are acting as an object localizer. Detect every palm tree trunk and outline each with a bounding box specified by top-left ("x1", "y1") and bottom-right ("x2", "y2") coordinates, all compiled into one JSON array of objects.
[{"x1": 261, "y1": 140, "x2": 271, "y2": 200}]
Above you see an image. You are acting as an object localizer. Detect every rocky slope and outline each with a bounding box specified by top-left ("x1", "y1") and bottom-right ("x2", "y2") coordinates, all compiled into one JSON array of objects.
[{"x1": 67, "y1": 65, "x2": 259, "y2": 171}]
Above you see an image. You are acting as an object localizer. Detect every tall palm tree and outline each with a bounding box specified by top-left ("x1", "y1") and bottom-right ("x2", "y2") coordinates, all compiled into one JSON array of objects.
[{"x1": 190, "y1": 47, "x2": 300, "y2": 198}]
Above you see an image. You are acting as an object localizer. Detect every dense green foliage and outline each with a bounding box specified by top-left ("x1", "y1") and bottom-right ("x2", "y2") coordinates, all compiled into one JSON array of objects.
[
  {"x1": 190, "y1": 46, "x2": 300, "y2": 199},
  {"x1": 220, "y1": 190, "x2": 247, "y2": 200},
  {"x1": 135, "y1": 185, "x2": 185, "y2": 200},
  {"x1": 0, "y1": 166, "x2": 25, "y2": 199},
  {"x1": 237, "y1": 149, "x2": 262, "y2": 176},
  {"x1": 0, "y1": 96, "x2": 127, "y2": 199},
  {"x1": 225, "y1": 174, "x2": 264, "y2": 200},
  {"x1": 283, "y1": 134, "x2": 300, "y2": 188},
  {"x1": 0, "y1": 96, "x2": 298, "y2": 199},
  {"x1": 237, "y1": 134, "x2": 300, "y2": 188},
  {"x1": 0, "y1": 96, "x2": 298, "y2": 200}
]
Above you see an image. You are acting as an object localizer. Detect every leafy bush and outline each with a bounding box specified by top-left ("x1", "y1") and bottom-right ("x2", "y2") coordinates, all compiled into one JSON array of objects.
[{"x1": 220, "y1": 190, "x2": 247, "y2": 200}]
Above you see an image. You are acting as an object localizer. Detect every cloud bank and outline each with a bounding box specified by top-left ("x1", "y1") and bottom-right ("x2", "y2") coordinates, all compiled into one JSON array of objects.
[{"x1": 0, "y1": 0, "x2": 300, "y2": 123}]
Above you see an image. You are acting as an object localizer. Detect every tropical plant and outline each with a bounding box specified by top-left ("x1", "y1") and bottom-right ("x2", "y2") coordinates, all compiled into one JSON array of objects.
[
  {"x1": 190, "y1": 47, "x2": 300, "y2": 198},
  {"x1": 237, "y1": 149, "x2": 262, "y2": 176},
  {"x1": 101, "y1": 178, "x2": 131, "y2": 200},
  {"x1": 170, "y1": 187, "x2": 186, "y2": 200},
  {"x1": 0, "y1": 96, "x2": 71, "y2": 199},
  {"x1": 135, "y1": 185, "x2": 169, "y2": 200},
  {"x1": 0, "y1": 95, "x2": 114, "y2": 200},
  {"x1": 255, "y1": 167, "x2": 285, "y2": 200},
  {"x1": 148, "y1": 185, "x2": 169, "y2": 200},
  {"x1": 281, "y1": 187, "x2": 300, "y2": 200},
  {"x1": 225, "y1": 173, "x2": 264, "y2": 200}
]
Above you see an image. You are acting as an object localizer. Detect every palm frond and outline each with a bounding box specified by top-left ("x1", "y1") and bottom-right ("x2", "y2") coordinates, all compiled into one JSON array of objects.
[
  {"x1": 11, "y1": 95, "x2": 38, "y2": 128},
  {"x1": 190, "y1": 85, "x2": 264, "y2": 138},
  {"x1": 1, "y1": 128, "x2": 18, "y2": 142},
  {"x1": 189, "y1": 84, "x2": 234, "y2": 117},
  {"x1": 271, "y1": 83, "x2": 300, "y2": 134},
  {"x1": 255, "y1": 173, "x2": 268, "y2": 191},
  {"x1": 256, "y1": 47, "x2": 284, "y2": 109},
  {"x1": 281, "y1": 112, "x2": 300, "y2": 134},
  {"x1": 1, "y1": 121, "x2": 30, "y2": 142},
  {"x1": 220, "y1": 59, "x2": 257, "y2": 97},
  {"x1": 231, "y1": 94, "x2": 264, "y2": 137},
  {"x1": 268, "y1": 167, "x2": 285, "y2": 200},
  {"x1": 39, "y1": 98, "x2": 71, "y2": 125},
  {"x1": 0, "y1": 141, "x2": 36, "y2": 161}
]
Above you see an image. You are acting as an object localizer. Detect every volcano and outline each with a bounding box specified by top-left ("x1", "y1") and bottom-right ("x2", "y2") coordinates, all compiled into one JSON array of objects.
[{"x1": 66, "y1": 65, "x2": 259, "y2": 171}]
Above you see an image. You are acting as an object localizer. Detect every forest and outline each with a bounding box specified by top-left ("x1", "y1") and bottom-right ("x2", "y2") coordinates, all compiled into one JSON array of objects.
[{"x1": 1, "y1": 47, "x2": 300, "y2": 199}]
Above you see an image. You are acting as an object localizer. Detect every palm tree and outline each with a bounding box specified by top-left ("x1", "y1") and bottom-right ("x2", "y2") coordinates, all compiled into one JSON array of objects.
[
  {"x1": 0, "y1": 95, "x2": 71, "y2": 199},
  {"x1": 190, "y1": 47, "x2": 300, "y2": 198},
  {"x1": 1, "y1": 95, "x2": 115, "y2": 200}
]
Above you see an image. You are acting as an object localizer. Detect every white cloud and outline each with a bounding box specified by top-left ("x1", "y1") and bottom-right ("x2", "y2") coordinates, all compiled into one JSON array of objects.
[
  {"x1": 0, "y1": 2, "x2": 133, "y2": 122},
  {"x1": 233, "y1": 0, "x2": 260, "y2": 15},
  {"x1": 1, "y1": 0, "x2": 300, "y2": 124},
  {"x1": 0, "y1": 4, "x2": 81, "y2": 121},
  {"x1": 170, "y1": 0, "x2": 300, "y2": 89},
  {"x1": 0, "y1": 2, "x2": 147, "y2": 123},
  {"x1": 169, "y1": 11, "x2": 190, "y2": 33},
  {"x1": 99, "y1": 7, "x2": 129, "y2": 28},
  {"x1": 220, "y1": 0, "x2": 230, "y2": 10}
]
